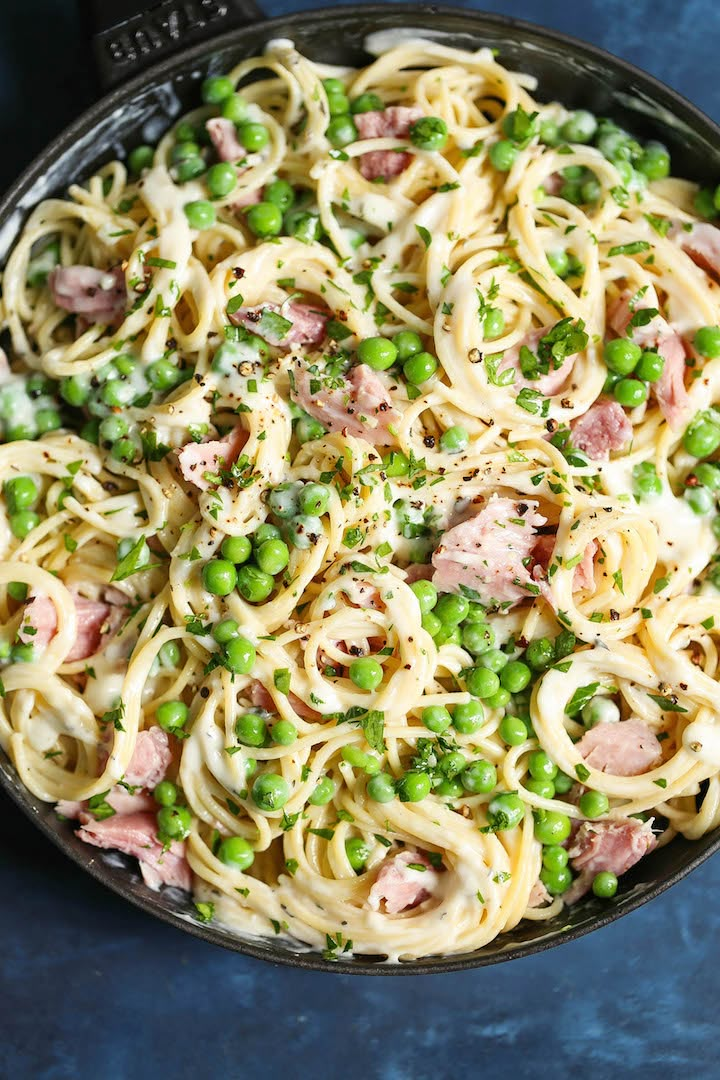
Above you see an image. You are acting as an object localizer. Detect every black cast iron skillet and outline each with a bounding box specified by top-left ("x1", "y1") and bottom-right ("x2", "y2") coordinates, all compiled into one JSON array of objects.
[{"x1": 1, "y1": 0, "x2": 719, "y2": 974}]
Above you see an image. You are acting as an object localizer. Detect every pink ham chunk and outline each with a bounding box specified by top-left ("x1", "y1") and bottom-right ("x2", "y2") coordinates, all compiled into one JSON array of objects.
[
  {"x1": 177, "y1": 424, "x2": 247, "y2": 491},
  {"x1": 124, "y1": 726, "x2": 172, "y2": 789},
  {"x1": 77, "y1": 811, "x2": 191, "y2": 890},
  {"x1": 291, "y1": 362, "x2": 401, "y2": 447},
  {"x1": 607, "y1": 290, "x2": 689, "y2": 429},
  {"x1": 230, "y1": 301, "x2": 328, "y2": 348},
  {"x1": 56, "y1": 788, "x2": 156, "y2": 823},
  {"x1": 498, "y1": 326, "x2": 577, "y2": 395},
  {"x1": 49, "y1": 265, "x2": 126, "y2": 324},
  {"x1": 570, "y1": 398, "x2": 632, "y2": 460},
  {"x1": 354, "y1": 106, "x2": 422, "y2": 181},
  {"x1": 18, "y1": 593, "x2": 116, "y2": 662},
  {"x1": 248, "y1": 678, "x2": 320, "y2": 721},
  {"x1": 206, "y1": 117, "x2": 244, "y2": 162},
  {"x1": 575, "y1": 717, "x2": 662, "y2": 777},
  {"x1": 564, "y1": 817, "x2": 657, "y2": 903},
  {"x1": 533, "y1": 536, "x2": 597, "y2": 592},
  {"x1": 528, "y1": 878, "x2": 552, "y2": 907},
  {"x1": 672, "y1": 221, "x2": 720, "y2": 280},
  {"x1": 367, "y1": 849, "x2": 439, "y2": 914},
  {"x1": 431, "y1": 496, "x2": 546, "y2": 607}
]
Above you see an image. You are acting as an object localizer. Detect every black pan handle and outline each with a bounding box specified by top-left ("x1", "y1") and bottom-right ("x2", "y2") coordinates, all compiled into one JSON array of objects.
[{"x1": 82, "y1": 0, "x2": 264, "y2": 91}]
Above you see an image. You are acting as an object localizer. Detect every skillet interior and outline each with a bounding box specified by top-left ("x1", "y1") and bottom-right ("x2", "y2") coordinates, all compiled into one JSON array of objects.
[{"x1": 1, "y1": 3, "x2": 719, "y2": 973}]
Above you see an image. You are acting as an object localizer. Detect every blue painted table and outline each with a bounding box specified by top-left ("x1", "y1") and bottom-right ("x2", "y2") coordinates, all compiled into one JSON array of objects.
[{"x1": 1, "y1": 3, "x2": 718, "y2": 1077}]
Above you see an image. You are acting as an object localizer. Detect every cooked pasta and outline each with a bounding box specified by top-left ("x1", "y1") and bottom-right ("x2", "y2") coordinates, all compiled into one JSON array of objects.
[{"x1": 1, "y1": 34, "x2": 720, "y2": 962}]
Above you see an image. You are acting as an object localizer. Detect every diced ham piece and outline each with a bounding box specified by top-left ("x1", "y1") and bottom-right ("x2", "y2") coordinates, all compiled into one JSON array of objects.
[
  {"x1": 498, "y1": 326, "x2": 577, "y2": 395},
  {"x1": 231, "y1": 186, "x2": 262, "y2": 210},
  {"x1": 570, "y1": 398, "x2": 632, "y2": 460},
  {"x1": 528, "y1": 878, "x2": 551, "y2": 907},
  {"x1": 77, "y1": 811, "x2": 191, "y2": 891},
  {"x1": 575, "y1": 717, "x2": 662, "y2": 777},
  {"x1": 291, "y1": 362, "x2": 401, "y2": 447},
  {"x1": 56, "y1": 788, "x2": 156, "y2": 823},
  {"x1": 49, "y1": 265, "x2": 126, "y2": 324},
  {"x1": 431, "y1": 496, "x2": 545, "y2": 607},
  {"x1": 564, "y1": 818, "x2": 657, "y2": 903},
  {"x1": 354, "y1": 106, "x2": 423, "y2": 182},
  {"x1": 248, "y1": 678, "x2": 320, "y2": 721},
  {"x1": 123, "y1": 726, "x2": 172, "y2": 789},
  {"x1": 230, "y1": 301, "x2": 328, "y2": 348},
  {"x1": 607, "y1": 289, "x2": 690, "y2": 429},
  {"x1": 367, "y1": 850, "x2": 439, "y2": 914},
  {"x1": 532, "y1": 536, "x2": 596, "y2": 592},
  {"x1": 206, "y1": 117, "x2": 245, "y2": 162},
  {"x1": 18, "y1": 593, "x2": 116, "y2": 662},
  {"x1": 177, "y1": 424, "x2": 247, "y2": 492},
  {"x1": 671, "y1": 221, "x2": 720, "y2": 280}
]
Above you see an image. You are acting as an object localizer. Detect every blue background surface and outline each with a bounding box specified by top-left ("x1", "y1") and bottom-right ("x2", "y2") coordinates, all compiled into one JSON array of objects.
[{"x1": 1, "y1": 2, "x2": 719, "y2": 1076}]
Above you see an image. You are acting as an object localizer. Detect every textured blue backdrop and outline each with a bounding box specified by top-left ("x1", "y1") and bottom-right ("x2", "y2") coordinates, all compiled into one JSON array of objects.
[{"x1": 1, "y1": 3, "x2": 718, "y2": 1077}]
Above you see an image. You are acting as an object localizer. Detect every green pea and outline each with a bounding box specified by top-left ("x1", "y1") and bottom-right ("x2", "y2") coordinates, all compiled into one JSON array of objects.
[
  {"x1": 635, "y1": 350, "x2": 665, "y2": 382},
  {"x1": 157, "y1": 804, "x2": 192, "y2": 841},
  {"x1": 466, "y1": 666, "x2": 500, "y2": 699},
  {"x1": 592, "y1": 870, "x2": 618, "y2": 898},
  {"x1": 35, "y1": 408, "x2": 61, "y2": 434},
  {"x1": 528, "y1": 751, "x2": 558, "y2": 781},
  {"x1": 632, "y1": 461, "x2": 662, "y2": 499},
  {"x1": 421, "y1": 705, "x2": 452, "y2": 733},
  {"x1": 299, "y1": 482, "x2": 330, "y2": 516},
  {"x1": 268, "y1": 482, "x2": 302, "y2": 519},
  {"x1": 254, "y1": 523, "x2": 282, "y2": 545},
  {"x1": 272, "y1": 720, "x2": 298, "y2": 746},
  {"x1": 540, "y1": 864, "x2": 572, "y2": 895},
  {"x1": 693, "y1": 188, "x2": 717, "y2": 219},
  {"x1": 212, "y1": 617, "x2": 239, "y2": 644},
  {"x1": 326, "y1": 91, "x2": 350, "y2": 117},
  {"x1": 101, "y1": 379, "x2": 135, "y2": 408},
  {"x1": 4, "y1": 476, "x2": 38, "y2": 514},
  {"x1": 524, "y1": 638, "x2": 553, "y2": 672},
  {"x1": 351, "y1": 92, "x2": 384, "y2": 114},
  {"x1": 202, "y1": 558, "x2": 237, "y2": 596},
  {"x1": 237, "y1": 564, "x2": 275, "y2": 603},
  {"x1": 308, "y1": 776, "x2": 336, "y2": 805},
  {"x1": 561, "y1": 110, "x2": 597, "y2": 144},
  {"x1": 265, "y1": 179, "x2": 295, "y2": 212},
  {"x1": 694, "y1": 462, "x2": 720, "y2": 491},
  {"x1": 604, "y1": 337, "x2": 642, "y2": 375},
  {"x1": 684, "y1": 485, "x2": 715, "y2": 515},
  {"x1": 256, "y1": 537, "x2": 290, "y2": 575},
  {"x1": 489, "y1": 140, "x2": 518, "y2": 171},
  {"x1": 480, "y1": 651, "x2": 508, "y2": 677},
  {"x1": 636, "y1": 142, "x2": 670, "y2": 181},
  {"x1": 461, "y1": 759, "x2": 497, "y2": 794},
  {"x1": 485, "y1": 687, "x2": 511, "y2": 711},
  {"x1": 220, "y1": 535, "x2": 252, "y2": 564},
  {"x1": 251, "y1": 773, "x2": 290, "y2": 812},
  {"x1": 10, "y1": 511, "x2": 40, "y2": 540},
  {"x1": 202, "y1": 75, "x2": 235, "y2": 105},
  {"x1": 7, "y1": 582, "x2": 27, "y2": 602},
  {"x1": 422, "y1": 612, "x2": 442, "y2": 637},
  {"x1": 224, "y1": 636, "x2": 256, "y2": 674},
  {"x1": 499, "y1": 714, "x2": 527, "y2": 745},
  {"x1": 581, "y1": 176, "x2": 601, "y2": 204},
  {"x1": 500, "y1": 660, "x2": 531, "y2": 694},
  {"x1": 172, "y1": 140, "x2": 201, "y2": 164},
  {"x1": 614, "y1": 377, "x2": 648, "y2": 408},
  {"x1": 439, "y1": 751, "x2": 466, "y2": 779},
  {"x1": 461, "y1": 622, "x2": 495, "y2": 656},
  {"x1": 410, "y1": 579, "x2": 437, "y2": 614},
  {"x1": 403, "y1": 351, "x2": 438, "y2": 385},
  {"x1": 579, "y1": 790, "x2": 609, "y2": 818},
  {"x1": 295, "y1": 413, "x2": 326, "y2": 443},
  {"x1": 440, "y1": 425, "x2": 469, "y2": 454},
  {"x1": 694, "y1": 326, "x2": 720, "y2": 359},
  {"x1": 435, "y1": 593, "x2": 469, "y2": 626},
  {"x1": 525, "y1": 777, "x2": 556, "y2": 799},
  {"x1": 349, "y1": 657, "x2": 383, "y2": 691},
  {"x1": 326, "y1": 115, "x2": 357, "y2": 148},
  {"x1": 175, "y1": 157, "x2": 205, "y2": 182},
  {"x1": 235, "y1": 712, "x2": 267, "y2": 747},
  {"x1": 321, "y1": 77, "x2": 345, "y2": 96},
  {"x1": 11, "y1": 643, "x2": 35, "y2": 663},
  {"x1": 434, "y1": 625, "x2": 461, "y2": 647},
  {"x1": 221, "y1": 93, "x2": 248, "y2": 125},
  {"x1": 218, "y1": 835, "x2": 255, "y2": 870},
  {"x1": 553, "y1": 771, "x2": 574, "y2": 795},
  {"x1": 542, "y1": 845, "x2": 569, "y2": 872},
  {"x1": 60, "y1": 375, "x2": 90, "y2": 408},
  {"x1": 287, "y1": 514, "x2": 323, "y2": 550},
  {"x1": 246, "y1": 201, "x2": 283, "y2": 238},
  {"x1": 367, "y1": 772, "x2": 396, "y2": 803},
  {"x1": 684, "y1": 419, "x2": 720, "y2": 458},
  {"x1": 487, "y1": 791, "x2": 524, "y2": 830},
  {"x1": 409, "y1": 116, "x2": 448, "y2": 152},
  {"x1": 396, "y1": 770, "x2": 431, "y2": 803},
  {"x1": 128, "y1": 145, "x2": 154, "y2": 175},
  {"x1": 539, "y1": 117, "x2": 559, "y2": 145},
  {"x1": 153, "y1": 780, "x2": 177, "y2": 807},
  {"x1": 158, "y1": 640, "x2": 181, "y2": 668},
  {"x1": 184, "y1": 200, "x2": 217, "y2": 230},
  {"x1": 156, "y1": 700, "x2": 189, "y2": 734},
  {"x1": 453, "y1": 699, "x2": 484, "y2": 735},
  {"x1": 206, "y1": 162, "x2": 237, "y2": 198},
  {"x1": 533, "y1": 809, "x2": 571, "y2": 845},
  {"x1": 393, "y1": 330, "x2": 423, "y2": 360},
  {"x1": 463, "y1": 602, "x2": 488, "y2": 624},
  {"x1": 547, "y1": 250, "x2": 570, "y2": 278},
  {"x1": 357, "y1": 336, "x2": 398, "y2": 371}
]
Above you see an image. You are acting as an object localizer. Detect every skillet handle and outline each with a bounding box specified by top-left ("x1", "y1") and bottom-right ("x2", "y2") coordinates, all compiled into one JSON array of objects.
[{"x1": 82, "y1": 0, "x2": 264, "y2": 91}]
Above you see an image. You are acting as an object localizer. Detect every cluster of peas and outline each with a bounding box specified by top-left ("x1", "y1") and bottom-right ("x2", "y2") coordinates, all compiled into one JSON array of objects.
[
  {"x1": 201, "y1": 481, "x2": 331, "y2": 603},
  {"x1": 0, "y1": 580, "x2": 39, "y2": 663},
  {"x1": 605, "y1": 327, "x2": 720, "y2": 412},
  {"x1": 3, "y1": 474, "x2": 43, "y2": 541},
  {"x1": 0, "y1": 373, "x2": 65, "y2": 444},
  {"x1": 319, "y1": 78, "x2": 449, "y2": 154}
]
